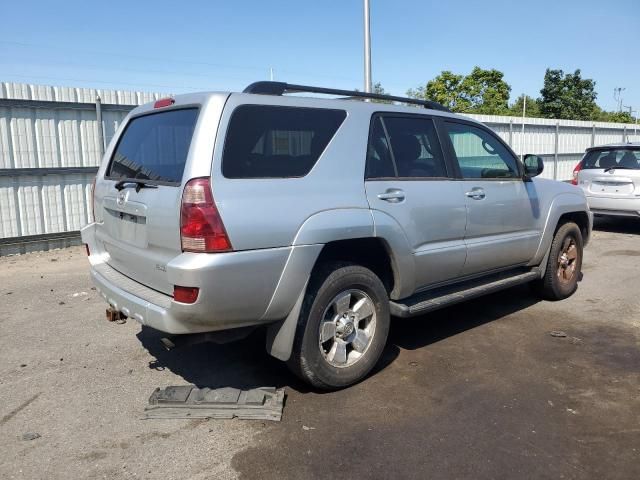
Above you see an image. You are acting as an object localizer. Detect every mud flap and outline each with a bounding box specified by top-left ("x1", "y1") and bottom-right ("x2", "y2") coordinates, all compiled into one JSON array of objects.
[
  {"x1": 144, "y1": 386, "x2": 285, "y2": 421},
  {"x1": 265, "y1": 281, "x2": 308, "y2": 361}
]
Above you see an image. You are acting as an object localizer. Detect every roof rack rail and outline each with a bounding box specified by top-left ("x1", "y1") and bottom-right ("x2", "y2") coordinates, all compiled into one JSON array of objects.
[{"x1": 243, "y1": 81, "x2": 450, "y2": 112}]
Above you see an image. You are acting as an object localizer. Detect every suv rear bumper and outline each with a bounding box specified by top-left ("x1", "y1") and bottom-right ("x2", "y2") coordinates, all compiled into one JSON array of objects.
[
  {"x1": 82, "y1": 224, "x2": 293, "y2": 334},
  {"x1": 586, "y1": 195, "x2": 640, "y2": 217}
]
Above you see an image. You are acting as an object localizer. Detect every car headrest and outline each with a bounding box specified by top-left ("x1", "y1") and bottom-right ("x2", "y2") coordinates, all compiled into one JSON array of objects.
[
  {"x1": 392, "y1": 135, "x2": 422, "y2": 167},
  {"x1": 599, "y1": 153, "x2": 617, "y2": 169},
  {"x1": 619, "y1": 151, "x2": 639, "y2": 168}
]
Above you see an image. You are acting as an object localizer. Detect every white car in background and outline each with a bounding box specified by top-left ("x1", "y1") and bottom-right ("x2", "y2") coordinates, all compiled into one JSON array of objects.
[{"x1": 573, "y1": 143, "x2": 640, "y2": 218}]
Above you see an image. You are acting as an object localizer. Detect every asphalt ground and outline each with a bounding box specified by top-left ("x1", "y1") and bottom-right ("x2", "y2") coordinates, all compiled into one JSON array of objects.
[{"x1": 1, "y1": 216, "x2": 639, "y2": 479}]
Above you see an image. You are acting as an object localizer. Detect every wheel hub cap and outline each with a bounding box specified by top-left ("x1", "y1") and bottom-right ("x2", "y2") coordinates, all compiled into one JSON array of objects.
[
  {"x1": 318, "y1": 289, "x2": 377, "y2": 368},
  {"x1": 557, "y1": 236, "x2": 579, "y2": 284}
]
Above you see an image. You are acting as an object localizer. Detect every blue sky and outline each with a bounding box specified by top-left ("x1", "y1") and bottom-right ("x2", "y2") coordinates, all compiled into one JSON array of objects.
[{"x1": 1, "y1": 0, "x2": 638, "y2": 112}]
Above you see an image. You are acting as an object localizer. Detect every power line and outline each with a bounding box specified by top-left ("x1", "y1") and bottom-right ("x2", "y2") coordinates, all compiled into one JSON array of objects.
[
  {"x1": 0, "y1": 39, "x2": 363, "y2": 85},
  {"x1": 0, "y1": 73, "x2": 206, "y2": 92}
]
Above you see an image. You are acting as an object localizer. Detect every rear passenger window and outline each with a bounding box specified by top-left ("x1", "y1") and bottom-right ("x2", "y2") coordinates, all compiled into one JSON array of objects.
[
  {"x1": 384, "y1": 117, "x2": 447, "y2": 178},
  {"x1": 365, "y1": 117, "x2": 396, "y2": 178},
  {"x1": 222, "y1": 105, "x2": 346, "y2": 178},
  {"x1": 366, "y1": 115, "x2": 448, "y2": 179}
]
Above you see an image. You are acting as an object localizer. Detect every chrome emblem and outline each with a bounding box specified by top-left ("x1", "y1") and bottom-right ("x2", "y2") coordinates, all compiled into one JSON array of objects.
[{"x1": 117, "y1": 191, "x2": 127, "y2": 206}]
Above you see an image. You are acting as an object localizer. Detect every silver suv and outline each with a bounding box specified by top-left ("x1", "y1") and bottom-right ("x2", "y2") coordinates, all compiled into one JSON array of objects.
[{"x1": 82, "y1": 82, "x2": 592, "y2": 389}]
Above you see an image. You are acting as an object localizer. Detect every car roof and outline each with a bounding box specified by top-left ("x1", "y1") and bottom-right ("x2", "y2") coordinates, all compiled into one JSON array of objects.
[
  {"x1": 128, "y1": 89, "x2": 484, "y2": 128},
  {"x1": 587, "y1": 142, "x2": 640, "y2": 151}
]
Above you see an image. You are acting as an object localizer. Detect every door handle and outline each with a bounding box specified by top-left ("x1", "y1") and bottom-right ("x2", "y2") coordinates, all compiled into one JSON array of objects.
[
  {"x1": 377, "y1": 189, "x2": 405, "y2": 203},
  {"x1": 465, "y1": 187, "x2": 486, "y2": 200}
]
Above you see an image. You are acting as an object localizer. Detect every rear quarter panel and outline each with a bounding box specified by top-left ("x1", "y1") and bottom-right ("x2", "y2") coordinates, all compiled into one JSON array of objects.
[{"x1": 210, "y1": 94, "x2": 372, "y2": 251}]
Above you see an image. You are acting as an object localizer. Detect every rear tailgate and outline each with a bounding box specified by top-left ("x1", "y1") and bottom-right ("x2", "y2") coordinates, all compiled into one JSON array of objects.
[
  {"x1": 578, "y1": 148, "x2": 640, "y2": 199},
  {"x1": 91, "y1": 94, "x2": 228, "y2": 295},
  {"x1": 581, "y1": 169, "x2": 637, "y2": 197}
]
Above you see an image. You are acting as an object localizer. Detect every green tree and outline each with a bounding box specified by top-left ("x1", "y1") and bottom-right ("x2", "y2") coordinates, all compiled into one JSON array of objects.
[
  {"x1": 407, "y1": 71, "x2": 466, "y2": 111},
  {"x1": 460, "y1": 67, "x2": 511, "y2": 114},
  {"x1": 354, "y1": 82, "x2": 391, "y2": 103},
  {"x1": 592, "y1": 106, "x2": 635, "y2": 123},
  {"x1": 539, "y1": 69, "x2": 597, "y2": 120},
  {"x1": 509, "y1": 94, "x2": 542, "y2": 117},
  {"x1": 407, "y1": 67, "x2": 511, "y2": 114},
  {"x1": 371, "y1": 82, "x2": 392, "y2": 103}
]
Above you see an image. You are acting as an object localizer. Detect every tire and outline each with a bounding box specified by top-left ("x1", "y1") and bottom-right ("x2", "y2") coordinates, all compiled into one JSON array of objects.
[
  {"x1": 533, "y1": 222, "x2": 583, "y2": 301},
  {"x1": 287, "y1": 262, "x2": 390, "y2": 390}
]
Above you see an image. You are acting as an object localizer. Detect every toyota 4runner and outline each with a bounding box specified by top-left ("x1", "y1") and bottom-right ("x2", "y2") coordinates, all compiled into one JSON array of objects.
[{"x1": 81, "y1": 81, "x2": 592, "y2": 389}]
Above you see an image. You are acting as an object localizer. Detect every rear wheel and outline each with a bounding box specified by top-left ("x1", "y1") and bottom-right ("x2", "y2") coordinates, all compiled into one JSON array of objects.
[
  {"x1": 533, "y1": 222, "x2": 583, "y2": 300},
  {"x1": 287, "y1": 262, "x2": 390, "y2": 390}
]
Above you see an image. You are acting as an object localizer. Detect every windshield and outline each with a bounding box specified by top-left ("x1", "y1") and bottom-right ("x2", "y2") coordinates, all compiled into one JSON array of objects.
[
  {"x1": 106, "y1": 108, "x2": 198, "y2": 184},
  {"x1": 582, "y1": 148, "x2": 640, "y2": 170}
]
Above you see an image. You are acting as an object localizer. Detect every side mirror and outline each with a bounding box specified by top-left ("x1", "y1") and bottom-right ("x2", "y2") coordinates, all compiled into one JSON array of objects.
[{"x1": 523, "y1": 154, "x2": 544, "y2": 178}]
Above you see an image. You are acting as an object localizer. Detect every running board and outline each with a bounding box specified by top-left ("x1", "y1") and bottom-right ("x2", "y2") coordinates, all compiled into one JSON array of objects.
[{"x1": 390, "y1": 268, "x2": 540, "y2": 318}]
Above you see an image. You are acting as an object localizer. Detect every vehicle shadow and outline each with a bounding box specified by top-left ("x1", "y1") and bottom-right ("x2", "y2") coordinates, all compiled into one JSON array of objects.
[
  {"x1": 389, "y1": 284, "x2": 540, "y2": 351},
  {"x1": 137, "y1": 285, "x2": 540, "y2": 392},
  {"x1": 592, "y1": 216, "x2": 640, "y2": 234}
]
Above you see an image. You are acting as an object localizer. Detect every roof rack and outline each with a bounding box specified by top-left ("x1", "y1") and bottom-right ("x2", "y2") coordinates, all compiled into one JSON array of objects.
[{"x1": 243, "y1": 81, "x2": 450, "y2": 112}]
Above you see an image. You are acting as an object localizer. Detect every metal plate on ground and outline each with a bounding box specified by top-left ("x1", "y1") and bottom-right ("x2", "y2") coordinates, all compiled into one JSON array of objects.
[{"x1": 144, "y1": 386, "x2": 285, "y2": 421}]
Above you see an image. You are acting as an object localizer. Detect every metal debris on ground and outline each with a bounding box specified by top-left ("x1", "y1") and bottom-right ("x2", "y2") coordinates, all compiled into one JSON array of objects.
[
  {"x1": 20, "y1": 432, "x2": 41, "y2": 441},
  {"x1": 549, "y1": 331, "x2": 568, "y2": 338},
  {"x1": 144, "y1": 386, "x2": 285, "y2": 421}
]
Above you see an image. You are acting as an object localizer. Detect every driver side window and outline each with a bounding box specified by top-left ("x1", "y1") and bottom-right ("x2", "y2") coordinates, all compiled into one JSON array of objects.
[{"x1": 445, "y1": 121, "x2": 519, "y2": 179}]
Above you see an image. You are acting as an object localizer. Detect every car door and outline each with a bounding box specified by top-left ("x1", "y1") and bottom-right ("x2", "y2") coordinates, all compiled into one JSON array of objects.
[
  {"x1": 364, "y1": 113, "x2": 467, "y2": 291},
  {"x1": 441, "y1": 119, "x2": 542, "y2": 276}
]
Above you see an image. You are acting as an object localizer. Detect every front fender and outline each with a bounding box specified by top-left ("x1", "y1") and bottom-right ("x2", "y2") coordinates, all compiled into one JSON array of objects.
[{"x1": 531, "y1": 192, "x2": 591, "y2": 265}]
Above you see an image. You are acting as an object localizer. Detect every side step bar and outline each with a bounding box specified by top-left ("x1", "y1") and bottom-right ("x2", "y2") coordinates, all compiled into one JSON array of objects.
[{"x1": 390, "y1": 268, "x2": 541, "y2": 318}]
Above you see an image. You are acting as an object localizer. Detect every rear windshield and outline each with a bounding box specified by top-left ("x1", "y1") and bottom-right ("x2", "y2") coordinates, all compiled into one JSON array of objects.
[
  {"x1": 106, "y1": 108, "x2": 198, "y2": 184},
  {"x1": 222, "y1": 105, "x2": 346, "y2": 178},
  {"x1": 583, "y1": 148, "x2": 640, "y2": 170}
]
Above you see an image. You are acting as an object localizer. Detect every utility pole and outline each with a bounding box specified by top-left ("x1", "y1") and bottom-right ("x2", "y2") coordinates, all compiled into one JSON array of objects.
[
  {"x1": 614, "y1": 87, "x2": 625, "y2": 112},
  {"x1": 363, "y1": 0, "x2": 372, "y2": 94},
  {"x1": 625, "y1": 105, "x2": 638, "y2": 139},
  {"x1": 520, "y1": 94, "x2": 526, "y2": 160}
]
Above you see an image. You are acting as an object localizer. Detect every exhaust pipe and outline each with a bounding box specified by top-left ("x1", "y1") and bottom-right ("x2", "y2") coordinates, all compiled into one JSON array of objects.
[{"x1": 106, "y1": 307, "x2": 127, "y2": 323}]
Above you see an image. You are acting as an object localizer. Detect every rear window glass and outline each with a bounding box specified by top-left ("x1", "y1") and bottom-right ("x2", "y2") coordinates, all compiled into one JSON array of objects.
[
  {"x1": 583, "y1": 149, "x2": 640, "y2": 170},
  {"x1": 222, "y1": 105, "x2": 346, "y2": 178},
  {"x1": 106, "y1": 108, "x2": 198, "y2": 184}
]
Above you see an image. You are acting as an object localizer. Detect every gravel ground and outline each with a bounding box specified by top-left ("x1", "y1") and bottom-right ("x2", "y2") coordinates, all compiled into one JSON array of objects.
[{"x1": 1, "y1": 217, "x2": 639, "y2": 479}]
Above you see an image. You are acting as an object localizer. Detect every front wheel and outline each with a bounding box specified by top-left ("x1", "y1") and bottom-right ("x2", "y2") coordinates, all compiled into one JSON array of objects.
[
  {"x1": 287, "y1": 262, "x2": 390, "y2": 390},
  {"x1": 533, "y1": 222, "x2": 584, "y2": 300}
]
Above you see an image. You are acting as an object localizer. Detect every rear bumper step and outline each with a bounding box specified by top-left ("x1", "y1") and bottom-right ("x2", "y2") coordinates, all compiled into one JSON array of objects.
[{"x1": 390, "y1": 269, "x2": 541, "y2": 318}]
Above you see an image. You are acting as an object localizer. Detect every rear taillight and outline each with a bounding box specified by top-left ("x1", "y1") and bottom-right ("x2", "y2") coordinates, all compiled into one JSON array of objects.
[
  {"x1": 180, "y1": 177, "x2": 232, "y2": 252},
  {"x1": 571, "y1": 162, "x2": 583, "y2": 185},
  {"x1": 84, "y1": 244, "x2": 90, "y2": 256},
  {"x1": 173, "y1": 285, "x2": 199, "y2": 304},
  {"x1": 90, "y1": 176, "x2": 96, "y2": 222}
]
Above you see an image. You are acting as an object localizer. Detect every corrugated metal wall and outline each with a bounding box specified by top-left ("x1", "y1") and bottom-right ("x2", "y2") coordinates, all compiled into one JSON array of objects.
[
  {"x1": 0, "y1": 82, "x2": 166, "y2": 254},
  {"x1": 469, "y1": 114, "x2": 640, "y2": 181},
  {"x1": 0, "y1": 82, "x2": 638, "y2": 254}
]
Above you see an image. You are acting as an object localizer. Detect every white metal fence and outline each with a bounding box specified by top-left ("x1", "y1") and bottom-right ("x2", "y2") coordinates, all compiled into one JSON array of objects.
[{"x1": 1, "y1": 81, "x2": 638, "y2": 254}]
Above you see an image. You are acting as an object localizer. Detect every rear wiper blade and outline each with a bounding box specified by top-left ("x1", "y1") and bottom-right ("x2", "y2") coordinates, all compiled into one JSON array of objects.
[
  {"x1": 114, "y1": 180, "x2": 159, "y2": 192},
  {"x1": 603, "y1": 166, "x2": 634, "y2": 172}
]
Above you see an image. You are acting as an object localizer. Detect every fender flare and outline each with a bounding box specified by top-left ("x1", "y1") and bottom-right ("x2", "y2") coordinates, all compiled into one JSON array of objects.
[
  {"x1": 265, "y1": 208, "x2": 373, "y2": 361},
  {"x1": 531, "y1": 192, "x2": 591, "y2": 266},
  {"x1": 264, "y1": 207, "x2": 415, "y2": 360}
]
